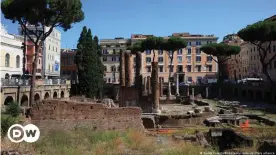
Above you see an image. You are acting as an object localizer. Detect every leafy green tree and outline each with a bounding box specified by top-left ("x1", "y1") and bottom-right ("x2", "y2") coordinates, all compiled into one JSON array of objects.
[
  {"x1": 93, "y1": 36, "x2": 104, "y2": 98},
  {"x1": 141, "y1": 36, "x2": 164, "y2": 61},
  {"x1": 162, "y1": 37, "x2": 187, "y2": 97},
  {"x1": 1, "y1": 0, "x2": 84, "y2": 105},
  {"x1": 75, "y1": 27, "x2": 104, "y2": 98},
  {"x1": 200, "y1": 43, "x2": 240, "y2": 84},
  {"x1": 237, "y1": 20, "x2": 276, "y2": 84},
  {"x1": 75, "y1": 26, "x2": 88, "y2": 95}
]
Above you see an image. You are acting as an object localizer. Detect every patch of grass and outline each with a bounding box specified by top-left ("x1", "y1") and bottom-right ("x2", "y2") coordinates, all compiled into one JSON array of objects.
[
  {"x1": 164, "y1": 142, "x2": 213, "y2": 155},
  {"x1": 2, "y1": 127, "x2": 213, "y2": 155}
]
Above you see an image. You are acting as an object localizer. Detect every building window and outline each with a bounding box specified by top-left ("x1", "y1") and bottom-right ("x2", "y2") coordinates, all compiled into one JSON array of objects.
[
  {"x1": 146, "y1": 50, "x2": 151, "y2": 55},
  {"x1": 158, "y1": 57, "x2": 163, "y2": 63},
  {"x1": 39, "y1": 59, "x2": 41, "y2": 64},
  {"x1": 196, "y1": 56, "x2": 201, "y2": 62},
  {"x1": 187, "y1": 48, "x2": 191, "y2": 55},
  {"x1": 146, "y1": 57, "x2": 151, "y2": 63},
  {"x1": 52, "y1": 46, "x2": 54, "y2": 51},
  {"x1": 207, "y1": 65, "x2": 212, "y2": 72},
  {"x1": 5, "y1": 53, "x2": 10, "y2": 67},
  {"x1": 111, "y1": 66, "x2": 116, "y2": 72},
  {"x1": 159, "y1": 77, "x2": 164, "y2": 82},
  {"x1": 207, "y1": 56, "x2": 212, "y2": 62},
  {"x1": 177, "y1": 56, "x2": 182, "y2": 63},
  {"x1": 112, "y1": 57, "x2": 116, "y2": 61},
  {"x1": 187, "y1": 56, "x2": 191, "y2": 63},
  {"x1": 196, "y1": 65, "x2": 201, "y2": 72},
  {"x1": 116, "y1": 44, "x2": 120, "y2": 47},
  {"x1": 177, "y1": 49, "x2": 182, "y2": 55},
  {"x1": 197, "y1": 76, "x2": 202, "y2": 83},
  {"x1": 188, "y1": 42, "x2": 191, "y2": 46},
  {"x1": 159, "y1": 66, "x2": 163, "y2": 72},
  {"x1": 147, "y1": 66, "x2": 151, "y2": 72},
  {"x1": 187, "y1": 65, "x2": 191, "y2": 72},
  {"x1": 16, "y1": 55, "x2": 20, "y2": 68},
  {"x1": 49, "y1": 45, "x2": 50, "y2": 50},
  {"x1": 158, "y1": 50, "x2": 163, "y2": 55},
  {"x1": 177, "y1": 65, "x2": 183, "y2": 72},
  {"x1": 113, "y1": 49, "x2": 116, "y2": 54},
  {"x1": 56, "y1": 47, "x2": 57, "y2": 52},
  {"x1": 196, "y1": 41, "x2": 201, "y2": 46},
  {"x1": 196, "y1": 48, "x2": 201, "y2": 55},
  {"x1": 169, "y1": 65, "x2": 174, "y2": 72},
  {"x1": 187, "y1": 77, "x2": 192, "y2": 82},
  {"x1": 103, "y1": 57, "x2": 107, "y2": 61}
]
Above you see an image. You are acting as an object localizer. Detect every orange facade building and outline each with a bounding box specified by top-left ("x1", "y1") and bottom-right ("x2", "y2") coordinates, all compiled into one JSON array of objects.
[
  {"x1": 100, "y1": 33, "x2": 218, "y2": 85},
  {"x1": 60, "y1": 49, "x2": 77, "y2": 82}
]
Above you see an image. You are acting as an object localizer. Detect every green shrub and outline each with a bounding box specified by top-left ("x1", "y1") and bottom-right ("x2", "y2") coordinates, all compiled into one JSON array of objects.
[
  {"x1": 1, "y1": 114, "x2": 18, "y2": 136},
  {"x1": 6, "y1": 102, "x2": 21, "y2": 117}
]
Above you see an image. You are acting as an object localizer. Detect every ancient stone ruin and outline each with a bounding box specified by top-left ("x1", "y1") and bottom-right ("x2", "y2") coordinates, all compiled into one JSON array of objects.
[{"x1": 29, "y1": 100, "x2": 145, "y2": 133}]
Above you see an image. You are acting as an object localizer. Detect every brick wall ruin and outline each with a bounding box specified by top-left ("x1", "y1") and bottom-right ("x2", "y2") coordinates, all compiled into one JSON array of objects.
[{"x1": 30, "y1": 100, "x2": 144, "y2": 132}]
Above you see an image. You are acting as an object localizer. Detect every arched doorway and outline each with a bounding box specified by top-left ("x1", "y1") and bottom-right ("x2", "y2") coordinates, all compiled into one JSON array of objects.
[
  {"x1": 53, "y1": 92, "x2": 57, "y2": 99},
  {"x1": 34, "y1": 93, "x2": 40, "y2": 103},
  {"x1": 61, "y1": 91, "x2": 64, "y2": 98},
  {"x1": 44, "y1": 92, "x2": 50, "y2": 99},
  {"x1": 4, "y1": 96, "x2": 14, "y2": 105},
  {"x1": 21, "y1": 95, "x2": 28, "y2": 106}
]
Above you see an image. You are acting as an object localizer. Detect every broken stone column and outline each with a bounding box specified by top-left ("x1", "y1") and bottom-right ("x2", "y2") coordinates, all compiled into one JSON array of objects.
[
  {"x1": 151, "y1": 62, "x2": 160, "y2": 114},
  {"x1": 176, "y1": 73, "x2": 179, "y2": 96},
  {"x1": 125, "y1": 52, "x2": 132, "y2": 87},
  {"x1": 192, "y1": 88, "x2": 195, "y2": 99},
  {"x1": 159, "y1": 82, "x2": 163, "y2": 97},
  {"x1": 147, "y1": 76, "x2": 151, "y2": 94},
  {"x1": 187, "y1": 87, "x2": 190, "y2": 96},
  {"x1": 143, "y1": 77, "x2": 147, "y2": 95},
  {"x1": 206, "y1": 87, "x2": 209, "y2": 99},
  {"x1": 119, "y1": 50, "x2": 126, "y2": 107}
]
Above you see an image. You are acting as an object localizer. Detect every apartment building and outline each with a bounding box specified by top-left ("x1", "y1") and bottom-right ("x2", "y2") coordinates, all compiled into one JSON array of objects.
[
  {"x1": 227, "y1": 15, "x2": 276, "y2": 81},
  {"x1": 60, "y1": 49, "x2": 77, "y2": 82},
  {"x1": 18, "y1": 25, "x2": 61, "y2": 79},
  {"x1": 0, "y1": 24, "x2": 23, "y2": 79},
  {"x1": 100, "y1": 37, "x2": 128, "y2": 84},
  {"x1": 100, "y1": 33, "x2": 218, "y2": 84}
]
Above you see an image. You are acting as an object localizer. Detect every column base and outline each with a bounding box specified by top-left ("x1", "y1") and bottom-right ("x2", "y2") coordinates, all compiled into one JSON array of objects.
[{"x1": 153, "y1": 109, "x2": 161, "y2": 114}]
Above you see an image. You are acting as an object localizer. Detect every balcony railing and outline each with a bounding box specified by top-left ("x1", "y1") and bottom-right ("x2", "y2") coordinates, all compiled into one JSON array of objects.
[{"x1": 1, "y1": 78, "x2": 69, "y2": 86}]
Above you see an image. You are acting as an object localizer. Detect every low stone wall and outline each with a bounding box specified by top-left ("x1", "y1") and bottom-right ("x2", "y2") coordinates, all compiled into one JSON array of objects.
[
  {"x1": 159, "y1": 112, "x2": 215, "y2": 127},
  {"x1": 30, "y1": 100, "x2": 144, "y2": 133}
]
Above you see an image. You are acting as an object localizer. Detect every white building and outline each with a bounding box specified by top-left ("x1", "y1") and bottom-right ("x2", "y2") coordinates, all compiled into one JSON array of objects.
[
  {"x1": 0, "y1": 24, "x2": 23, "y2": 79},
  {"x1": 43, "y1": 27, "x2": 61, "y2": 78},
  {"x1": 18, "y1": 25, "x2": 61, "y2": 79}
]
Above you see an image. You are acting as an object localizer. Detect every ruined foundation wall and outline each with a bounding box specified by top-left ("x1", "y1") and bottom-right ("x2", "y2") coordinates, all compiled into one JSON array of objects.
[{"x1": 30, "y1": 100, "x2": 144, "y2": 132}]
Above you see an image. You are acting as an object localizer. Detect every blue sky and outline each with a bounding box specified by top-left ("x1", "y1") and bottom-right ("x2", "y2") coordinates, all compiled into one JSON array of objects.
[{"x1": 1, "y1": 0, "x2": 275, "y2": 48}]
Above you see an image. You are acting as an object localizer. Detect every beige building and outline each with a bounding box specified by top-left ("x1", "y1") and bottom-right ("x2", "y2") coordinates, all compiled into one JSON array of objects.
[
  {"x1": 227, "y1": 15, "x2": 276, "y2": 81},
  {"x1": 100, "y1": 33, "x2": 218, "y2": 84}
]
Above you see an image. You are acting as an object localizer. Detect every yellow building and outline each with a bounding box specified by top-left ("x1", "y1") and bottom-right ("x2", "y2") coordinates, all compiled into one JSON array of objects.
[{"x1": 100, "y1": 33, "x2": 219, "y2": 85}]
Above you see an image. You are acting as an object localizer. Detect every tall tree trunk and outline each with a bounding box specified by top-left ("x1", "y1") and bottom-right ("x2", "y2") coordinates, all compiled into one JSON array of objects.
[
  {"x1": 262, "y1": 63, "x2": 274, "y2": 84},
  {"x1": 151, "y1": 61, "x2": 159, "y2": 113},
  {"x1": 29, "y1": 44, "x2": 39, "y2": 107},
  {"x1": 167, "y1": 55, "x2": 173, "y2": 99}
]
